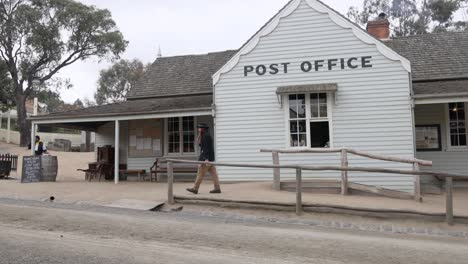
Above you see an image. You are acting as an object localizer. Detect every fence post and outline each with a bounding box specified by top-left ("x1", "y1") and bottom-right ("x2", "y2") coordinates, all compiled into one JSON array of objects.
[
  {"x1": 446, "y1": 176, "x2": 454, "y2": 225},
  {"x1": 167, "y1": 161, "x2": 174, "y2": 204},
  {"x1": 340, "y1": 149, "x2": 348, "y2": 195},
  {"x1": 413, "y1": 162, "x2": 422, "y2": 202},
  {"x1": 272, "y1": 152, "x2": 280, "y2": 191},
  {"x1": 296, "y1": 167, "x2": 302, "y2": 215}
]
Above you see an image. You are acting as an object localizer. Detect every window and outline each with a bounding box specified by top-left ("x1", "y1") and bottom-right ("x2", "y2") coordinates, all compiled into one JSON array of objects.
[
  {"x1": 448, "y1": 103, "x2": 467, "y2": 147},
  {"x1": 182, "y1": 117, "x2": 195, "y2": 153},
  {"x1": 289, "y1": 94, "x2": 307, "y2": 146},
  {"x1": 167, "y1": 116, "x2": 196, "y2": 154},
  {"x1": 288, "y1": 93, "x2": 331, "y2": 148}
]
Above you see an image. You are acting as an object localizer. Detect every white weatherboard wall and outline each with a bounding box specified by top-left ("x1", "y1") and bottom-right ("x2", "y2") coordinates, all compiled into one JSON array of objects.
[
  {"x1": 95, "y1": 121, "x2": 128, "y2": 163},
  {"x1": 415, "y1": 103, "x2": 468, "y2": 176},
  {"x1": 214, "y1": 0, "x2": 414, "y2": 191}
]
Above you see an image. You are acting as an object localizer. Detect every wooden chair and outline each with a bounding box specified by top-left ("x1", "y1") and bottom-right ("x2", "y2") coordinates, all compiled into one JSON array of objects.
[{"x1": 78, "y1": 163, "x2": 113, "y2": 181}]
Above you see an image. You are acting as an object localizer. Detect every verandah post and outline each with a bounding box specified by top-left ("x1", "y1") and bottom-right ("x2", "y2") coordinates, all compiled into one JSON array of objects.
[
  {"x1": 296, "y1": 167, "x2": 302, "y2": 215},
  {"x1": 413, "y1": 162, "x2": 422, "y2": 202},
  {"x1": 272, "y1": 152, "x2": 280, "y2": 190},
  {"x1": 114, "y1": 120, "x2": 120, "y2": 184},
  {"x1": 446, "y1": 176, "x2": 454, "y2": 225},
  {"x1": 340, "y1": 149, "x2": 348, "y2": 195},
  {"x1": 167, "y1": 161, "x2": 174, "y2": 204},
  {"x1": 30, "y1": 122, "x2": 36, "y2": 155}
]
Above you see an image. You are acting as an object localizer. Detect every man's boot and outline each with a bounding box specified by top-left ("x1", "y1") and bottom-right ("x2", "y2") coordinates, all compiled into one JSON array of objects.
[
  {"x1": 209, "y1": 188, "x2": 221, "y2": 194},
  {"x1": 186, "y1": 188, "x2": 198, "y2": 194}
]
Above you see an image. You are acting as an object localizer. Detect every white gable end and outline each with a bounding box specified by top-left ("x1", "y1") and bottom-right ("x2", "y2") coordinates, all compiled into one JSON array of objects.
[
  {"x1": 213, "y1": 0, "x2": 410, "y2": 84},
  {"x1": 213, "y1": 0, "x2": 414, "y2": 192}
]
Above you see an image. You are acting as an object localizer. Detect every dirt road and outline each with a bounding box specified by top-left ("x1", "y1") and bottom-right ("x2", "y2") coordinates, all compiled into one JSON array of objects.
[{"x1": 0, "y1": 199, "x2": 467, "y2": 264}]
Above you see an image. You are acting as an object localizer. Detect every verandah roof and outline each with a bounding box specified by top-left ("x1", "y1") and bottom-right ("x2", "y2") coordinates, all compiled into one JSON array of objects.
[
  {"x1": 29, "y1": 94, "x2": 213, "y2": 123},
  {"x1": 413, "y1": 79, "x2": 468, "y2": 99}
]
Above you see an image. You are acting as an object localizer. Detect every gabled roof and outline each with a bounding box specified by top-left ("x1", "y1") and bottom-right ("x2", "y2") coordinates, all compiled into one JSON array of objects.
[
  {"x1": 384, "y1": 31, "x2": 468, "y2": 82},
  {"x1": 212, "y1": 0, "x2": 411, "y2": 84},
  {"x1": 127, "y1": 50, "x2": 237, "y2": 100}
]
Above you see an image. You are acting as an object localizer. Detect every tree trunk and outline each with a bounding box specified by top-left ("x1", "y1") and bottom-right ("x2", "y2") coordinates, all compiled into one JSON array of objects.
[{"x1": 15, "y1": 94, "x2": 30, "y2": 147}]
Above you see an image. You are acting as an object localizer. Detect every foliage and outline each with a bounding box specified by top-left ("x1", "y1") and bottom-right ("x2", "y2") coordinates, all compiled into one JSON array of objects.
[
  {"x1": 0, "y1": 60, "x2": 13, "y2": 111},
  {"x1": 0, "y1": 0, "x2": 128, "y2": 145},
  {"x1": 348, "y1": 0, "x2": 468, "y2": 36},
  {"x1": 94, "y1": 59, "x2": 145, "y2": 105},
  {"x1": 34, "y1": 89, "x2": 61, "y2": 112},
  {"x1": 72, "y1": 98, "x2": 84, "y2": 108}
]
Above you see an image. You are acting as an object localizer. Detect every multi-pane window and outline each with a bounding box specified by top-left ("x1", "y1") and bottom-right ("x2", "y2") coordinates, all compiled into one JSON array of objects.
[
  {"x1": 309, "y1": 94, "x2": 329, "y2": 148},
  {"x1": 168, "y1": 117, "x2": 180, "y2": 153},
  {"x1": 448, "y1": 103, "x2": 467, "y2": 147},
  {"x1": 168, "y1": 116, "x2": 195, "y2": 154},
  {"x1": 289, "y1": 94, "x2": 307, "y2": 147},
  {"x1": 288, "y1": 93, "x2": 330, "y2": 148},
  {"x1": 183, "y1": 117, "x2": 195, "y2": 153}
]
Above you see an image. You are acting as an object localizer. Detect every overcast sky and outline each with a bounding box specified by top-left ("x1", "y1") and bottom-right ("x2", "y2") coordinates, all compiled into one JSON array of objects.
[{"x1": 57, "y1": 0, "x2": 363, "y2": 103}]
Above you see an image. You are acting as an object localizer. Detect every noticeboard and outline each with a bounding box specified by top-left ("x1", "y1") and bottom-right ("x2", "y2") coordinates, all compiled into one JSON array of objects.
[
  {"x1": 21, "y1": 156, "x2": 42, "y2": 183},
  {"x1": 128, "y1": 119, "x2": 163, "y2": 157}
]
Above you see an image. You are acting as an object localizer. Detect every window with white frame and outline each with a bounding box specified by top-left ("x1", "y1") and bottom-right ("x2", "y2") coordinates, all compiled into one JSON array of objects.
[
  {"x1": 167, "y1": 116, "x2": 195, "y2": 154},
  {"x1": 448, "y1": 102, "x2": 467, "y2": 147},
  {"x1": 288, "y1": 93, "x2": 330, "y2": 148}
]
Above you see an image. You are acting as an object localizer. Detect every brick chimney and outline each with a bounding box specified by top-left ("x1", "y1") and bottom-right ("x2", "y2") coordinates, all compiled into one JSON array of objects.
[{"x1": 366, "y1": 13, "x2": 390, "y2": 40}]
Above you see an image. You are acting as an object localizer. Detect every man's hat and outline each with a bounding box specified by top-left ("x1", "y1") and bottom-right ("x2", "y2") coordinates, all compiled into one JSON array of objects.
[{"x1": 197, "y1": 123, "x2": 209, "y2": 129}]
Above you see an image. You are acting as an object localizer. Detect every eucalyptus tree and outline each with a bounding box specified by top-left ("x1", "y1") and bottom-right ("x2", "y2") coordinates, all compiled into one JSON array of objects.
[
  {"x1": 0, "y1": 0, "x2": 128, "y2": 146},
  {"x1": 348, "y1": 0, "x2": 468, "y2": 36},
  {"x1": 95, "y1": 59, "x2": 145, "y2": 105}
]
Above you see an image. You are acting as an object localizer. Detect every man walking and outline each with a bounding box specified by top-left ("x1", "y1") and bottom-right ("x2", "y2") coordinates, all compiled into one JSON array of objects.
[{"x1": 186, "y1": 124, "x2": 221, "y2": 194}]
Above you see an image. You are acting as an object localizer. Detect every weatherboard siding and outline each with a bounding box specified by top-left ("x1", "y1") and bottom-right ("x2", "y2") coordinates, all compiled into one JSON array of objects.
[
  {"x1": 214, "y1": 1, "x2": 414, "y2": 191},
  {"x1": 95, "y1": 121, "x2": 128, "y2": 164},
  {"x1": 415, "y1": 104, "x2": 468, "y2": 177}
]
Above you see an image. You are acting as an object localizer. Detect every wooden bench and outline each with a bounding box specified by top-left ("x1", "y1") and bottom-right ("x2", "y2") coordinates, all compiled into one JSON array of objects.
[
  {"x1": 150, "y1": 158, "x2": 198, "y2": 182},
  {"x1": 119, "y1": 169, "x2": 147, "y2": 181}
]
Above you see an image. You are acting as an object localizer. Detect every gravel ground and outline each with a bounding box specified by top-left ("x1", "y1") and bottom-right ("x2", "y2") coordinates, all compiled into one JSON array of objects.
[{"x1": 0, "y1": 198, "x2": 468, "y2": 264}]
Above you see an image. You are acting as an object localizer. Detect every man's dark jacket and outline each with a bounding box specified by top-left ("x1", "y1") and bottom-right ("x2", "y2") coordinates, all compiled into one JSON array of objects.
[{"x1": 198, "y1": 132, "x2": 215, "y2": 162}]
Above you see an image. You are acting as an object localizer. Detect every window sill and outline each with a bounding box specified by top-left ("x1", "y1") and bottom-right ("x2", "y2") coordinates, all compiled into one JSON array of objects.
[
  {"x1": 286, "y1": 146, "x2": 331, "y2": 150},
  {"x1": 445, "y1": 147, "x2": 468, "y2": 152},
  {"x1": 165, "y1": 153, "x2": 197, "y2": 157}
]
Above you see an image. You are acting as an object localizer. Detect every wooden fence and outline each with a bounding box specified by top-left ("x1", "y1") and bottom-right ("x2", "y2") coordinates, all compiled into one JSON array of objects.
[
  {"x1": 0, "y1": 154, "x2": 18, "y2": 178},
  {"x1": 165, "y1": 157, "x2": 468, "y2": 225},
  {"x1": 260, "y1": 148, "x2": 432, "y2": 202}
]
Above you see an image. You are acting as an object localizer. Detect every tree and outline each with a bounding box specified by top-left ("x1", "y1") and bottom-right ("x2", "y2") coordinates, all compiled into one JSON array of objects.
[
  {"x1": 0, "y1": 60, "x2": 13, "y2": 111},
  {"x1": 0, "y1": 0, "x2": 128, "y2": 146},
  {"x1": 94, "y1": 59, "x2": 145, "y2": 105},
  {"x1": 34, "y1": 89, "x2": 61, "y2": 113},
  {"x1": 348, "y1": 0, "x2": 468, "y2": 36},
  {"x1": 83, "y1": 97, "x2": 96, "y2": 107},
  {"x1": 72, "y1": 98, "x2": 84, "y2": 108}
]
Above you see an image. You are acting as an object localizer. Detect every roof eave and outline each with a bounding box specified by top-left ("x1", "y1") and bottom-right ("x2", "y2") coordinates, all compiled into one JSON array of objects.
[{"x1": 29, "y1": 106, "x2": 213, "y2": 122}]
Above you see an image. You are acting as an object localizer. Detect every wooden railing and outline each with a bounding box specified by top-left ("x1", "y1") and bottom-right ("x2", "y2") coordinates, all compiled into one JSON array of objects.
[
  {"x1": 260, "y1": 148, "x2": 432, "y2": 202},
  {"x1": 165, "y1": 158, "x2": 468, "y2": 225}
]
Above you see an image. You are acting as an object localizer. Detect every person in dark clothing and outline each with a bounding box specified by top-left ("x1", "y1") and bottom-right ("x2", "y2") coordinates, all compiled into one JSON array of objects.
[
  {"x1": 34, "y1": 135, "x2": 47, "y2": 156},
  {"x1": 186, "y1": 124, "x2": 221, "y2": 194}
]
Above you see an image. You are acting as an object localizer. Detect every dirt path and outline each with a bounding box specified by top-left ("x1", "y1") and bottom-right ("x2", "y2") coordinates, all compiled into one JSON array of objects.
[{"x1": 0, "y1": 200, "x2": 467, "y2": 264}]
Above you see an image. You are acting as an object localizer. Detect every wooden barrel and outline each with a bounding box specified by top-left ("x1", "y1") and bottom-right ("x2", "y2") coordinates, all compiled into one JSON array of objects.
[{"x1": 40, "y1": 156, "x2": 58, "y2": 182}]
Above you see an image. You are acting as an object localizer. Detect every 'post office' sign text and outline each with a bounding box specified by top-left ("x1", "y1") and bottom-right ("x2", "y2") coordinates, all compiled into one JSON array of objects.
[{"x1": 243, "y1": 56, "x2": 373, "y2": 77}]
